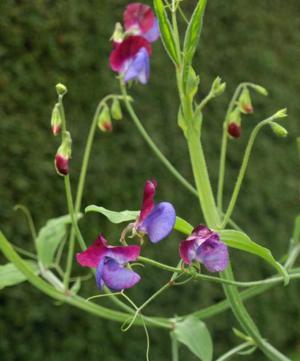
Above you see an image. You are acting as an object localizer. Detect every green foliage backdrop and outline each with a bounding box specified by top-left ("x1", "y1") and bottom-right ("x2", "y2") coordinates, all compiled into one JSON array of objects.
[{"x1": 0, "y1": 0, "x2": 299, "y2": 360}]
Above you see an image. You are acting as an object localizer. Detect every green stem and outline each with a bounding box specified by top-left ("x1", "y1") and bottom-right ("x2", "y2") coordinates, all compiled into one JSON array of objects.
[
  {"x1": 217, "y1": 83, "x2": 245, "y2": 210},
  {"x1": 221, "y1": 117, "x2": 274, "y2": 228},
  {"x1": 138, "y1": 256, "x2": 300, "y2": 288},
  {"x1": 215, "y1": 341, "x2": 254, "y2": 361},
  {"x1": 0, "y1": 231, "x2": 171, "y2": 329},
  {"x1": 186, "y1": 126, "x2": 220, "y2": 227},
  {"x1": 171, "y1": 332, "x2": 179, "y2": 361},
  {"x1": 119, "y1": 80, "x2": 198, "y2": 198},
  {"x1": 14, "y1": 205, "x2": 37, "y2": 243}
]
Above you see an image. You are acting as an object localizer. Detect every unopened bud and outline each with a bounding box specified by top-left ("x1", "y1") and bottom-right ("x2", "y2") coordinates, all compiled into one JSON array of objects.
[
  {"x1": 211, "y1": 76, "x2": 226, "y2": 97},
  {"x1": 270, "y1": 122, "x2": 288, "y2": 138},
  {"x1": 239, "y1": 88, "x2": 253, "y2": 114},
  {"x1": 51, "y1": 103, "x2": 61, "y2": 136},
  {"x1": 273, "y1": 108, "x2": 288, "y2": 119},
  {"x1": 110, "y1": 22, "x2": 124, "y2": 44},
  {"x1": 56, "y1": 83, "x2": 67, "y2": 96},
  {"x1": 250, "y1": 84, "x2": 268, "y2": 96},
  {"x1": 228, "y1": 122, "x2": 241, "y2": 138},
  {"x1": 97, "y1": 105, "x2": 112, "y2": 132},
  {"x1": 55, "y1": 131, "x2": 72, "y2": 176},
  {"x1": 111, "y1": 99, "x2": 122, "y2": 120}
]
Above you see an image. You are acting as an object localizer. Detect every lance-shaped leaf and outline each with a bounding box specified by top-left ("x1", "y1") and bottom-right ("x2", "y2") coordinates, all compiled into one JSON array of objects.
[
  {"x1": 85, "y1": 205, "x2": 192, "y2": 234},
  {"x1": 182, "y1": 0, "x2": 207, "y2": 90},
  {"x1": 36, "y1": 214, "x2": 82, "y2": 268},
  {"x1": 153, "y1": 0, "x2": 179, "y2": 65},
  {"x1": 0, "y1": 261, "x2": 39, "y2": 290},
  {"x1": 173, "y1": 316, "x2": 213, "y2": 361},
  {"x1": 219, "y1": 229, "x2": 289, "y2": 285}
]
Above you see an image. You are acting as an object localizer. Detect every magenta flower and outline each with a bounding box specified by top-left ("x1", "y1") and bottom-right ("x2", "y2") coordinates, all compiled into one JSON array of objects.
[
  {"x1": 110, "y1": 35, "x2": 151, "y2": 84},
  {"x1": 124, "y1": 3, "x2": 160, "y2": 43},
  {"x1": 179, "y1": 225, "x2": 229, "y2": 272},
  {"x1": 76, "y1": 235, "x2": 141, "y2": 291},
  {"x1": 134, "y1": 180, "x2": 176, "y2": 243}
]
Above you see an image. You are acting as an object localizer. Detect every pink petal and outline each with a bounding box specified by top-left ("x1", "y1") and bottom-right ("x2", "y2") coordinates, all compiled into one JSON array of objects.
[
  {"x1": 106, "y1": 245, "x2": 141, "y2": 265},
  {"x1": 138, "y1": 179, "x2": 157, "y2": 224},
  {"x1": 109, "y1": 35, "x2": 152, "y2": 72},
  {"x1": 124, "y1": 3, "x2": 155, "y2": 33},
  {"x1": 76, "y1": 235, "x2": 107, "y2": 268}
]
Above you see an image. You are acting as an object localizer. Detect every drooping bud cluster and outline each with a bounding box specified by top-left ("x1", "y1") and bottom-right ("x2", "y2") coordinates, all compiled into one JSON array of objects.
[{"x1": 97, "y1": 98, "x2": 123, "y2": 133}]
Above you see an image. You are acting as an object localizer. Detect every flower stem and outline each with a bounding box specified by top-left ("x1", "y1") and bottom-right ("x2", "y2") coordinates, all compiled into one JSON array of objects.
[
  {"x1": 171, "y1": 331, "x2": 179, "y2": 361},
  {"x1": 215, "y1": 341, "x2": 254, "y2": 361},
  {"x1": 220, "y1": 116, "x2": 275, "y2": 228},
  {"x1": 119, "y1": 80, "x2": 198, "y2": 198}
]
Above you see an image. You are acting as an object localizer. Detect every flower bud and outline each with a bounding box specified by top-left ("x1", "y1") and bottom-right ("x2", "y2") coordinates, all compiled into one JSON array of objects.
[
  {"x1": 227, "y1": 122, "x2": 241, "y2": 138},
  {"x1": 227, "y1": 107, "x2": 241, "y2": 139},
  {"x1": 111, "y1": 98, "x2": 122, "y2": 120},
  {"x1": 56, "y1": 83, "x2": 67, "y2": 96},
  {"x1": 55, "y1": 131, "x2": 72, "y2": 176},
  {"x1": 211, "y1": 76, "x2": 226, "y2": 97},
  {"x1": 239, "y1": 88, "x2": 253, "y2": 114},
  {"x1": 250, "y1": 84, "x2": 268, "y2": 96},
  {"x1": 97, "y1": 105, "x2": 112, "y2": 132},
  {"x1": 270, "y1": 122, "x2": 288, "y2": 138},
  {"x1": 273, "y1": 108, "x2": 288, "y2": 119},
  {"x1": 110, "y1": 22, "x2": 124, "y2": 44},
  {"x1": 51, "y1": 103, "x2": 61, "y2": 136}
]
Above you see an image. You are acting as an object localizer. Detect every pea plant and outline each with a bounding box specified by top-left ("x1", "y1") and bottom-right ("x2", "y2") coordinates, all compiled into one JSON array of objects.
[{"x1": 1, "y1": 1, "x2": 299, "y2": 360}]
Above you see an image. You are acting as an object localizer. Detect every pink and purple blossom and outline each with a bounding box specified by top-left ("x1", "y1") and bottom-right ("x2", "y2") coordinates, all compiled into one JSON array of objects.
[
  {"x1": 179, "y1": 225, "x2": 229, "y2": 272},
  {"x1": 124, "y1": 3, "x2": 160, "y2": 43},
  {"x1": 76, "y1": 235, "x2": 141, "y2": 291},
  {"x1": 110, "y1": 35, "x2": 151, "y2": 84},
  {"x1": 134, "y1": 180, "x2": 176, "y2": 243}
]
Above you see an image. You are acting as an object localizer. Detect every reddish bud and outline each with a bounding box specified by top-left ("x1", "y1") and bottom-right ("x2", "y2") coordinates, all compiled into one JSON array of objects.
[
  {"x1": 55, "y1": 154, "x2": 69, "y2": 176},
  {"x1": 52, "y1": 124, "x2": 61, "y2": 136},
  {"x1": 242, "y1": 104, "x2": 253, "y2": 114},
  {"x1": 227, "y1": 122, "x2": 241, "y2": 138}
]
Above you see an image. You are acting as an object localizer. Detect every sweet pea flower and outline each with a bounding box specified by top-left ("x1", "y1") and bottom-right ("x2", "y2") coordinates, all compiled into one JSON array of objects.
[
  {"x1": 134, "y1": 180, "x2": 176, "y2": 243},
  {"x1": 124, "y1": 3, "x2": 160, "y2": 43},
  {"x1": 110, "y1": 35, "x2": 151, "y2": 84},
  {"x1": 76, "y1": 235, "x2": 141, "y2": 291},
  {"x1": 179, "y1": 225, "x2": 229, "y2": 272}
]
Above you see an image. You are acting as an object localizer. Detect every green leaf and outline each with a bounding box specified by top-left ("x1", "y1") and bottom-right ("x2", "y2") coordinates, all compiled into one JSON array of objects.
[
  {"x1": 85, "y1": 205, "x2": 193, "y2": 235},
  {"x1": 173, "y1": 316, "x2": 213, "y2": 361},
  {"x1": 0, "y1": 261, "x2": 39, "y2": 289},
  {"x1": 182, "y1": 0, "x2": 207, "y2": 90},
  {"x1": 153, "y1": 0, "x2": 179, "y2": 65},
  {"x1": 219, "y1": 230, "x2": 289, "y2": 285},
  {"x1": 85, "y1": 205, "x2": 139, "y2": 223},
  {"x1": 36, "y1": 214, "x2": 82, "y2": 267}
]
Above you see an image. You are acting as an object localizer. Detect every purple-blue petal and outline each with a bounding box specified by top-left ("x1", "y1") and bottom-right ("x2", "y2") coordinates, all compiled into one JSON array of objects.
[
  {"x1": 123, "y1": 47, "x2": 150, "y2": 84},
  {"x1": 102, "y1": 259, "x2": 141, "y2": 291},
  {"x1": 197, "y1": 238, "x2": 229, "y2": 272},
  {"x1": 144, "y1": 18, "x2": 160, "y2": 42},
  {"x1": 138, "y1": 202, "x2": 176, "y2": 243},
  {"x1": 95, "y1": 258, "x2": 105, "y2": 289}
]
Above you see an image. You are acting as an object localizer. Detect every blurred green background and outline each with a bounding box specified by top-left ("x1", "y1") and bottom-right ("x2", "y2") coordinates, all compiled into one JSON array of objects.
[{"x1": 0, "y1": 0, "x2": 299, "y2": 360}]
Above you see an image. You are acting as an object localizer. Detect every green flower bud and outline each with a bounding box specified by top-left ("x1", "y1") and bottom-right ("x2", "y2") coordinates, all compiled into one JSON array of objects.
[
  {"x1": 56, "y1": 83, "x2": 67, "y2": 96},
  {"x1": 110, "y1": 22, "x2": 124, "y2": 43},
  {"x1": 239, "y1": 87, "x2": 253, "y2": 114},
  {"x1": 227, "y1": 107, "x2": 242, "y2": 139},
  {"x1": 211, "y1": 76, "x2": 226, "y2": 97},
  {"x1": 250, "y1": 84, "x2": 268, "y2": 96},
  {"x1": 186, "y1": 67, "x2": 200, "y2": 98},
  {"x1": 55, "y1": 131, "x2": 72, "y2": 176},
  {"x1": 98, "y1": 105, "x2": 112, "y2": 132},
  {"x1": 51, "y1": 103, "x2": 61, "y2": 136},
  {"x1": 273, "y1": 108, "x2": 288, "y2": 119},
  {"x1": 270, "y1": 122, "x2": 288, "y2": 138},
  {"x1": 111, "y1": 99, "x2": 122, "y2": 120}
]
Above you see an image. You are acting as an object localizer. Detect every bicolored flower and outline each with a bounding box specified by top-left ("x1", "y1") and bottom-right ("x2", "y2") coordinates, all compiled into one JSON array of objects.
[
  {"x1": 179, "y1": 225, "x2": 229, "y2": 272},
  {"x1": 124, "y1": 3, "x2": 160, "y2": 43},
  {"x1": 110, "y1": 35, "x2": 151, "y2": 84},
  {"x1": 76, "y1": 235, "x2": 141, "y2": 291},
  {"x1": 227, "y1": 107, "x2": 241, "y2": 139},
  {"x1": 134, "y1": 180, "x2": 176, "y2": 243}
]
